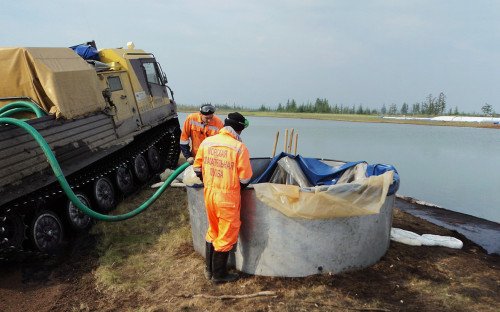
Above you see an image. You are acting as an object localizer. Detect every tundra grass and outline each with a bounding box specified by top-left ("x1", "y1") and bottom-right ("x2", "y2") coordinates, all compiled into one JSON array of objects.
[{"x1": 91, "y1": 187, "x2": 192, "y2": 294}]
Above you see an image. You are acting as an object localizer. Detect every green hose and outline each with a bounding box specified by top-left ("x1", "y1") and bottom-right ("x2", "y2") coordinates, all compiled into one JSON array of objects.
[
  {"x1": 0, "y1": 107, "x2": 33, "y2": 118},
  {"x1": 0, "y1": 101, "x2": 46, "y2": 118},
  {"x1": 1, "y1": 117, "x2": 189, "y2": 222}
]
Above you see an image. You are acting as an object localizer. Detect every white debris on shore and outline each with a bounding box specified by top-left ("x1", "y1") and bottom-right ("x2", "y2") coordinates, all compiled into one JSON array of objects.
[
  {"x1": 390, "y1": 228, "x2": 463, "y2": 249},
  {"x1": 382, "y1": 115, "x2": 500, "y2": 123}
]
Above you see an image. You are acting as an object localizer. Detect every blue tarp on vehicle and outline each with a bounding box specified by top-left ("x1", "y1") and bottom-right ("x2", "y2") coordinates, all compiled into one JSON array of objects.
[
  {"x1": 251, "y1": 152, "x2": 400, "y2": 195},
  {"x1": 70, "y1": 44, "x2": 100, "y2": 61}
]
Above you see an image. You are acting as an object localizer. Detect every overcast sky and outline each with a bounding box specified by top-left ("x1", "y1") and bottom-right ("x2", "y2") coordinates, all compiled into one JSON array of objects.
[{"x1": 2, "y1": 0, "x2": 499, "y2": 113}]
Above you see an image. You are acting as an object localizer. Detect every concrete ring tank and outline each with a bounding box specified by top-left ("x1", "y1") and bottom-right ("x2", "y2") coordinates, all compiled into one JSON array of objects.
[{"x1": 186, "y1": 157, "x2": 395, "y2": 277}]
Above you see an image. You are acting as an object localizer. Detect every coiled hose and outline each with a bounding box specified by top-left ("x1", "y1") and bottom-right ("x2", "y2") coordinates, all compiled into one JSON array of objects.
[
  {"x1": 0, "y1": 116, "x2": 189, "y2": 222},
  {"x1": 0, "y1": 101, "x2": 46, "y2": 118}
]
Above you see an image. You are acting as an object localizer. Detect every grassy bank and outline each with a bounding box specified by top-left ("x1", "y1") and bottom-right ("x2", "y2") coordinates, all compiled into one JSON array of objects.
[
  {"x1": 178, "y1": 108, "x2": 500, "y2": 129},
  {"x1": 82, "y1": 187, "x2": 500, "y2": 312},
  {"x1": 2, "y1": 186, "x2": 498, "y2": 311}
]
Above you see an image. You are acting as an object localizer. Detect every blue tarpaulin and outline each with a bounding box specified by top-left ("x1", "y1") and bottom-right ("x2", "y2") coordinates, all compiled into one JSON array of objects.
[
  {"x1": 251, "y1": 152, "x2": 400, "y2": 195},
  {"x1": 366, "y1": 163, "x2": 400, "y2": 195},
  {"x1": 70, "y1": 44, "x2": 100, "y2": 61}
]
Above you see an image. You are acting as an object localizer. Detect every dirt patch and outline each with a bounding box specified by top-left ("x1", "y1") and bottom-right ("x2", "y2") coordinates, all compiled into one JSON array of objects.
[{"x1": 0, "y1": 188, "x2": 498, "y2": 312}]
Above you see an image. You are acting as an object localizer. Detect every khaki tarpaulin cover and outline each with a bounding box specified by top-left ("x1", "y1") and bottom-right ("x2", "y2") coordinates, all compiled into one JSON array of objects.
[
  {"x1": 0, "y1": 47, "x2": 106, "y2": 118},
  {"x1": 253, "y1": 157, "x2": 394, "y2": 219}
]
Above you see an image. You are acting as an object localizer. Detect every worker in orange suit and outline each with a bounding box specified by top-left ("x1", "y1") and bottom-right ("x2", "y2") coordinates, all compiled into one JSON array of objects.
[
  {"x1": 193, "y1": 112, "x2": 253, "y2": 283},
  {"x1": 180, "y1": 104, "x2": 224, "y2": 164}
]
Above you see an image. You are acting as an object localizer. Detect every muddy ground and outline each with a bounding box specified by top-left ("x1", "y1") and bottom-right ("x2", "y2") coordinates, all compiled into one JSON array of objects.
[{"x1": 0, "y1": 188, "x2": 498, "y2": 312}]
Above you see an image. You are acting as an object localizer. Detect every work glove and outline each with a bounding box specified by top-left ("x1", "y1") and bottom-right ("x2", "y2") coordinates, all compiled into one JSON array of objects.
[
  {"x1": 187, "y1": 157, "x2": 194, "y2": 164},
  {"x1": 180, "y1": 144, "x2": 192, "y2": 159}
]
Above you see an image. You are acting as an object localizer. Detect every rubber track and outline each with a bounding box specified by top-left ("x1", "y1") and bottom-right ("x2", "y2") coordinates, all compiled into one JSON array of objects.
[{"x1": 0, "y1": 120, "x2": 181, "y2": 254}]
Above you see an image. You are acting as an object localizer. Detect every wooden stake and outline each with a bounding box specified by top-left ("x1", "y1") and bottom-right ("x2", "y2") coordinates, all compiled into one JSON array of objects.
[
  {"x1": 272, "y1": 131, "x2": 279, "y2": 157},
  {"x1": 288, "y1": 128, "x2": 294, "y2": 153},
  {"x1": 284, "y1": 129, "x2": 289, "y2": 153},
  {"x1": 177, "y1": 291, "x2": 277, "y2": 300},
  {"x1": 294, "y1": 133, "x2": 299, "y2": 155}
]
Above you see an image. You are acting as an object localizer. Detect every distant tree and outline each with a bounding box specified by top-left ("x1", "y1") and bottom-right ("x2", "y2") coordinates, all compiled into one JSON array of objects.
[
  {"x1": 307, "y1": 101, "x2": 314, "y2": 112},
  {"x1": 286, "y1": 99, "x2": 297, "y2": 112},
  {"x1": 411, "y1": 103, "x2": 420, "y2": 115},
  {"x1": 332, "y1": 104, "x2": 340, "y2": 114},
  {"x1": 314, "y1": 98, "x2": 331, "y2": 113},
  {"x1": 277, "y1": 103, "x2": 284, "y2": 112},
  {"x1": 481, "y1": 103, "x2": 493, "y2": 116},
  {"x1": 381, "y1": 104, "x2": 387, "y2": 115},
  {"x1": 453, "y1": 106, "x2": 459, "y2": 115},
  {"x1": 421, "y1": 101, "x2": 428, "y2": 115},
  {"x1": 297, "y1": 101, "x2": 312, "y2": 113},
  {"x1": 258, "y1": 104, "x2": 269, "y2": 111},
  {"x1": 401, "y1": 102, "x2": 409, "y2": 115},
  {"x1": 424, "y1": 94, "x2": 436, "y2": 115},
  {"x1": 437, "y1": 92, "x2": 446, "y2": 114},
  {"x1": 218, "y1": 103, "x2": 244, "y2": 111},
  {"x1": 356, "y1": 104, "x2": 364, "y2": 115},
  {"x1": 388, "y1": 104, "x2": 398, "y2": 115}
]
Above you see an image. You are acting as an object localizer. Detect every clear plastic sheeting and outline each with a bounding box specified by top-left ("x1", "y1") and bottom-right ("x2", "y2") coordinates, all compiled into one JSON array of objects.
[
  {"x1": 269, "y1": 157, "x2": 312, "y2": 187},
  {"x1": 253, "y1": 157, "x2": 394, "y2": 219},
  {"x1": 182, "y1": 165, "x2": 202, "y2": 186},
  {"x1": 335, "y1": 162, "x2": 368, "y2": 184}
]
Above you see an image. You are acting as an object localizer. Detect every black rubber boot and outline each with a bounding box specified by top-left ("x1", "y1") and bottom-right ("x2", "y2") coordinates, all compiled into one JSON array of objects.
[
  {"x1": 212, "y1": 251, "x2": 238, "y2": 283},
  {"x1": 204, "y1": 241, "x2": 214, "y2": 280}
]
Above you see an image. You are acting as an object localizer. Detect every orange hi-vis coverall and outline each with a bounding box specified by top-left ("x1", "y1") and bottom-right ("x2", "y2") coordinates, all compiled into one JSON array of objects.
[
  {"x1": 180, "y1": 112, "x2": 224, "y2": 158},
  {"x1": 193, "y1": 127, "x2": 253, "y2": 252}
]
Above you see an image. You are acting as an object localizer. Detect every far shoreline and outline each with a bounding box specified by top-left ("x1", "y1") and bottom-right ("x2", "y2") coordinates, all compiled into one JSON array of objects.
[{"x1": 178, "y1": 109, "x2": 500, "y2": 129}]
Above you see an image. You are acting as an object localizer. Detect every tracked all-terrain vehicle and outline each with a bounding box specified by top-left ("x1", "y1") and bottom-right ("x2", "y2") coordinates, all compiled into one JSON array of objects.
[{"x1": 0, "y1": 42, "x2": 181, "y2": 254}]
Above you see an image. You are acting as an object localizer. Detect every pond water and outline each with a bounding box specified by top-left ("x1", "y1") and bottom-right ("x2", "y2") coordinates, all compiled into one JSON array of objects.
[{"x1": 178, "y1": 113, "x2": 500, "y2": 223}]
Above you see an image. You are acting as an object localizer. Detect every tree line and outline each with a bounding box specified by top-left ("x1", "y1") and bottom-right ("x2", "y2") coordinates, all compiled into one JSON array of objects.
[
  {"x1": 179, "y1": 92, "x2": 497, "y2": 117},
  {"x1": 263, "y1": 93, "x2": 496, "y2": 116}
]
